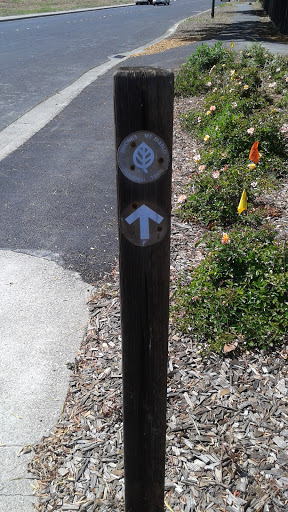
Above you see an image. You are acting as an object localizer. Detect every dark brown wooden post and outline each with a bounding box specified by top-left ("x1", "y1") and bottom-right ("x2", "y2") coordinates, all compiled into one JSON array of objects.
[
  {"x1": 114, "y1": 67, "x2": 174, "y2": 512},
  {"x1": 211, "y1": 0, "x2": 215, "y2": 18}
]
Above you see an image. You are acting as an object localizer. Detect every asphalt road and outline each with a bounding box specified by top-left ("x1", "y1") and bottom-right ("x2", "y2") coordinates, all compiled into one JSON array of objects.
[
  {"x1": 0, "y1": 0, "x2": 218, "y2": 130},
  {"x1": 0, "y1": 0, "x2": 220, "y2": 283}
]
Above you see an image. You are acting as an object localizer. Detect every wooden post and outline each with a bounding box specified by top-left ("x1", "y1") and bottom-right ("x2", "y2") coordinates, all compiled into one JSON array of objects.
[
  {"x1": 114, "y1": 67, "x2": 174, "y2": 512},
  {"x1": 211, "y1": 0, "x2": 215, "y2": 18}
]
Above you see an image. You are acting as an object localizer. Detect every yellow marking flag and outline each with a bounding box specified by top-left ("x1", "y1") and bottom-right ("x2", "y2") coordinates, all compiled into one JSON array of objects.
[
  {"x1": 238, "y1": 189, "x2": 247, "y2": 214},
  {"x1": 230, "y1": 41, "x2": 234, "y2": 48}
]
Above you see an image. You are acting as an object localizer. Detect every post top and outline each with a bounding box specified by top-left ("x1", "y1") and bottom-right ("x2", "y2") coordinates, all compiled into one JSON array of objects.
[{"x1": 114, "y1": 66, "x2": 173, "y2": 78}]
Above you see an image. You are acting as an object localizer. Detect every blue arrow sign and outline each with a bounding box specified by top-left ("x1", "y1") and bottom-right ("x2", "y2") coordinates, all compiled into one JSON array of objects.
[{"x1": 125, "y1": 204, "x2": 164, "y2": 240}]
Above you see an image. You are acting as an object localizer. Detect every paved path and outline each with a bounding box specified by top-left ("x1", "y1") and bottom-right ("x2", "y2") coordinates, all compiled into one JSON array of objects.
[{"x1": 0, "y1": 251, "x2": 91, "y2": 510}]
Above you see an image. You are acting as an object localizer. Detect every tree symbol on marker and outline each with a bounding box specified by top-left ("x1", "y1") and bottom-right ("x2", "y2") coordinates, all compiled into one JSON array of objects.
[{"x1": 133, "y1": 142, "x2": 154, "y2": 174}]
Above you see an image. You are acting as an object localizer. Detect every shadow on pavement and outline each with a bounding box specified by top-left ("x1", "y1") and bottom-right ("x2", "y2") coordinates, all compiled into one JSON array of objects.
[{"x1": 175, "y1": 11, "x2": 288, "y2": 45}]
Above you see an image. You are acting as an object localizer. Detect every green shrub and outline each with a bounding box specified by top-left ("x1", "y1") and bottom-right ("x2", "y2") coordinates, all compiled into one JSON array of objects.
[
  {"x1": 173, "y1": 226, "x2": 288, "y2": 352},
  {"x1": 173, "y1": 43, "x2": 288, "y2": 354},
  {"x1": 264, "y1": 52, "x2": 288, "y2": 78},
  {"x1": 177, "y1": 162, "x2": 274, "y2": 226},
  {"x1": 175, "y1": 42, "x2": 235, "y2": 97},
  {"x1": 181, "y1": 94, "x2": 288, "y2": 178},
  {"x1": 183, "y1": 96, "x2": 286, "y2": 160},
  {"x1": 240, "y1": 43, "x2": 270, "y2": 68}
]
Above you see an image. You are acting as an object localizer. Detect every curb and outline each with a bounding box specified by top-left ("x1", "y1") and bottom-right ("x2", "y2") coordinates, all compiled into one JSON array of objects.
[{"x1": 0, "y1": 3, "x2": 134, "y2": 22}]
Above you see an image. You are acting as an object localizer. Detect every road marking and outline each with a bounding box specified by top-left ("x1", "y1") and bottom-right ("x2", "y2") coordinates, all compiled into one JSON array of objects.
[
  {"x1": 0, "y1": 10, "x2": 209, "y2": 162},
  {"x1": 0, "y1": 58, "x2": 119, "y2": 161}
]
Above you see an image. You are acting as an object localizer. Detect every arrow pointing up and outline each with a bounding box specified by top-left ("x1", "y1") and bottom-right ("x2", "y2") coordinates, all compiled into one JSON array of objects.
[{"x1": 125, "y1": 204, "x2": 164, "y2": 240}]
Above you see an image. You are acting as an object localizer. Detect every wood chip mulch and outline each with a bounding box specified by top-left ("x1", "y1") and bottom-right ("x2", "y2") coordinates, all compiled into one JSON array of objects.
[{"x1": 28, "y1": 98, "x2": 288, "y2": 512}]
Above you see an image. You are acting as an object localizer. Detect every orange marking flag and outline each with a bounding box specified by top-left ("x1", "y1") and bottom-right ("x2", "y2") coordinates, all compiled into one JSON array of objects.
[{"x1": 249, "y1": 141, "x2": 260, "y2": 164}]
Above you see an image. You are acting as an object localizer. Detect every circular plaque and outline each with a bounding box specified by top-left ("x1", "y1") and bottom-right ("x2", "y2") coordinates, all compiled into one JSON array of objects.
[
  {"x1": 120, "y1": 201, "x2": 168, "y2": 247},
  {"x1": 117, "y1": 131, "x2": 170, "y2": 184}
]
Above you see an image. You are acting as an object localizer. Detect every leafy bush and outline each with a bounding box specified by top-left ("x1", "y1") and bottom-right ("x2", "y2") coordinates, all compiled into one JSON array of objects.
[
  {"x1": 177, "y1": 162, "x2": 274, "y2": 226},
  {"x1": 240, "y1": 43, "x2": 270, "y2": 68},
  {"x1": 173, "y1": 43, "x2": 288, "y2": 353},
  {"x1": 182, "y1": 91, "x2": 287, "y2": 171},
  {"x1": 173, "y1": 226, "x2": 288, "y2": 352},
  {"x1": 175, "y1": 42, "x2": 234, "y2": 97}
]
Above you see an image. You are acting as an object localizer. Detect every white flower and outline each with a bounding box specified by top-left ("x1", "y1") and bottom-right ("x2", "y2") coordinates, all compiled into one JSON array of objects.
[
  {"x1": 251, "y1": 181, "x2": 258, "y2": 188},
  {"x1": 213, "y1": 170, "x2": 220, "y2": 179},
  {"x1": 232, "y1": 102, "x2": 237, "y2": 109},
  {"x1": 178, "y1": 194, "x2": 187, "y2": 203},
  {"x1": 247, "y1": 127, "x2": 255, "y2": 135},
  {"x1": 204, "y1": 134, "x2": 210, "y2": 142},
  {"x1": 280, "y1": 124, "x2": 288, "y2": 133},
  {"x1": 197, "y1": 116, "x2": 202, "y2": 123},
  {"x1": 206, "y1": 81, "x2": 212, "y2": 87},
  {"x1": 268, "y1": 82, "x2": 277, "y2": 88},
  {"x1": 193, "y1": 154, "x2": 201, "y2": 162},
  {"x1": 210, "y1": 105, "x2": 216, "y2": 112}
]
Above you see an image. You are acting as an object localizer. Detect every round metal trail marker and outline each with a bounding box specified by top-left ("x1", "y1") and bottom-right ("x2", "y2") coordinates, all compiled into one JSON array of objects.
[
  {"x1": 120, "y1": 201, "x2": 168, "y2": 247},
  {"x1": 117, "y1": 130, "x2": 170, "y2": 184}
]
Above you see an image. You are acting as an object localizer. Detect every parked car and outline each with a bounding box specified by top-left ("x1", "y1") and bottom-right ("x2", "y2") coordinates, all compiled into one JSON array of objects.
[
  {"x1": 153, "y1": 0, "x2": 170, "y2": 5},
  {"x1": 135, "y1": 0, "x2": 152, "y2": 4}
]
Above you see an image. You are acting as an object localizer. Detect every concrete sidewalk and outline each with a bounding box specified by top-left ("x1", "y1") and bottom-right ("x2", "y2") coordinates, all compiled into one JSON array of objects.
[{"x1": 0, "y1": 251, "x2": 91, "y2": 511}]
